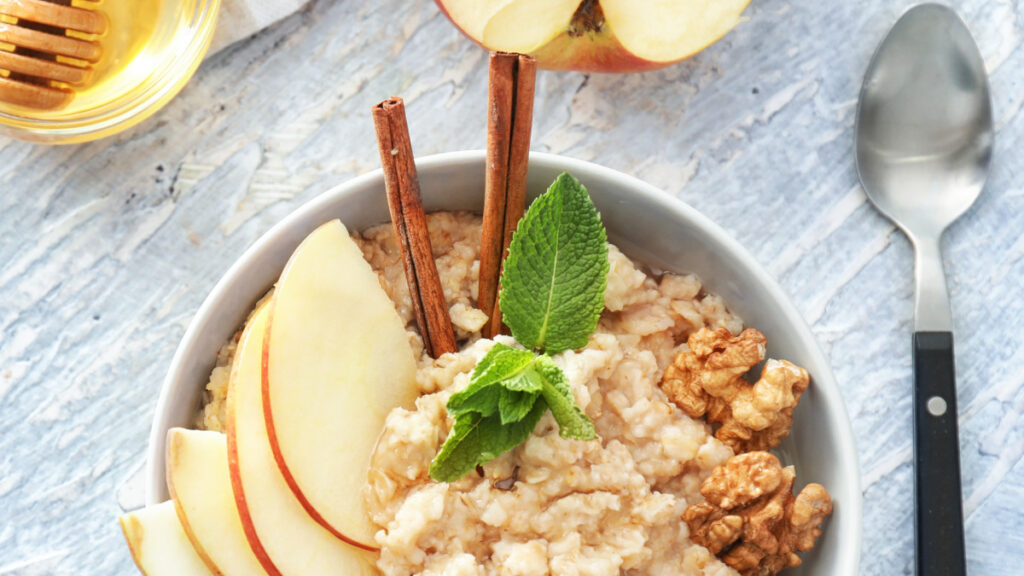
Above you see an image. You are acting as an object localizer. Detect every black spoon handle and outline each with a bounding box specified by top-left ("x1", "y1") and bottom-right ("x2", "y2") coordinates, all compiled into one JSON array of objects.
[{"x1": 913, "y1": 331, "x2": 967, "y2": 576}]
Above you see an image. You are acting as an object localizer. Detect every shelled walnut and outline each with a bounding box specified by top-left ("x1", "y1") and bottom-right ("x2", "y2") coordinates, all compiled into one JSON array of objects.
[
  {"x1": 660, "y1": 328, "x2": 809, "y2": 453},
  {"x1": 683, "y1": 452, "x2": 832, "y2": 575}
]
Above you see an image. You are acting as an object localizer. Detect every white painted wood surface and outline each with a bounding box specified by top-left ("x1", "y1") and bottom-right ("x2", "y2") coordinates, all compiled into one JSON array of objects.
[{"x1": 1, "y1": 0, "x2": 1022, "y2": 573}]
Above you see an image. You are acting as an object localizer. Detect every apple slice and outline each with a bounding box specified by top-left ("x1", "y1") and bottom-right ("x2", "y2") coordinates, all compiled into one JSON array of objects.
[
  {"x1": 599, "y1": 0, "x2": 750, "y2": 63},
  {"x1": 165, "y1": 428, "x2": 266, "y2": 575},
  {"x1": 437, "y1": 0, "x2": 751, "y2": 72},
  {"x1": 444, "y1": 0, "x2": 580, "y2": 54},
  {"x1": 119, "y1": 500, "x2": 214, "y2": 576},
  {"x1": 226, "y1": 298, "x2": 379, "y2": 574},
  {"x1": 262, "y1": 220, "x2": 418, "y2": 548}
]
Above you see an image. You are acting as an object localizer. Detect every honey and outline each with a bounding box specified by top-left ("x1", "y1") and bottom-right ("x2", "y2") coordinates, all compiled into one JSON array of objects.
[{"x1": 0, "y1": 0, "x2": 220, "y2": 143}]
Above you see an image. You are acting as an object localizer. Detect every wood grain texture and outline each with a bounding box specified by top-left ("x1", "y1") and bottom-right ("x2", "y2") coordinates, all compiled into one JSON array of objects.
[{"x1": 1, "y1": 0, "x2": 1023, "y2": 574}]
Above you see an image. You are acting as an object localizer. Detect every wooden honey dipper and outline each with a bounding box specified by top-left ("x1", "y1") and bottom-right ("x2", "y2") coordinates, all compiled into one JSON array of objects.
[{"x1": 0, "y1": 0, "x2": 105, "y2": 110}]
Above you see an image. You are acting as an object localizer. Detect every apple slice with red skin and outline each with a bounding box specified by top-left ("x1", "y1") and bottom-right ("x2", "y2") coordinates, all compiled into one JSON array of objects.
[
  {"x1": 437, "y1": 0, "x2": 751, "y2": 72},
  {"x1": 119, "y1": 500, "x2": 214, "y2": 576},
  {"x1": 226, "y1": 294, "x2": 380, "y2": 574},
  {"x1": 166, "y1": 427, "x2": 266, "y2": 575},
  {"x1": 261, "y1": 219, "x2": 418, "y2": 550}
]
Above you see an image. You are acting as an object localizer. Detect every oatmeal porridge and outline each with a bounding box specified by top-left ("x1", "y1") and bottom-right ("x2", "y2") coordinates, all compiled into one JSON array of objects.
[
  {"x1": 197, "y1": 212, "x2": 809, "y2": 576},
  {"x1": 361, "y1": 212, "x2": 743, "y2": 576}
]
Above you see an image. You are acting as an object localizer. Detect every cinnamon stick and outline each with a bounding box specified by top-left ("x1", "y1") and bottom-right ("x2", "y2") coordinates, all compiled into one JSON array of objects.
[
  {"x1": 479, "y1": 52, "x2": 537, "y2": 338},
  {"x1": 372, "y1": 97, "x2": 457, "y2": 358}
]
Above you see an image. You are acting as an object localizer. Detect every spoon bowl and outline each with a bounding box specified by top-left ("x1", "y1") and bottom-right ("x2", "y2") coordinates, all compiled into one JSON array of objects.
[{"x1": 856, "y1": 2, "x2": 992, "y2": 239}]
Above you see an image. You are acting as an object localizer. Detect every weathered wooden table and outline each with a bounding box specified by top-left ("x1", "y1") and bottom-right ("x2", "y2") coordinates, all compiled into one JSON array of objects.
[{"x1": 2, "y1": 0, "x2": 1022, "y2": 573}]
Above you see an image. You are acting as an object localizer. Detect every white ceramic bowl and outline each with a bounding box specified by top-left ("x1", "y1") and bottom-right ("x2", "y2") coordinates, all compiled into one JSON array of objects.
[{"x1": 147, "y1": 150, "x2": 861, "y2": 575}]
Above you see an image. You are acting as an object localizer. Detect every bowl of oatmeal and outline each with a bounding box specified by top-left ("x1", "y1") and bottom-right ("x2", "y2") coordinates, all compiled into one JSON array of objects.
[{"x1": 145, "y1": 151, "x2": 860, "y2": 575}]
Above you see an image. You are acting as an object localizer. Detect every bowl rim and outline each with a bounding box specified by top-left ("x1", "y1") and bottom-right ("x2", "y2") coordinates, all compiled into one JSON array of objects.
[{"x1": 147, "y1": 149, "x2": 862, "y2": 573}]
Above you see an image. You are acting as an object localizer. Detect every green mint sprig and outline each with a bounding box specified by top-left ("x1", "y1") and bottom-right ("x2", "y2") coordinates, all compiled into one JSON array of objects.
[
  {"x1": 429, "y1": 173, "x2": 607, "y2": 483},
  {"x1": 500, "y1": 172, "x2": 609, "y2": 355},
  {"x1": 428, "y1": 344, "x2": 597, "y2": 482}
]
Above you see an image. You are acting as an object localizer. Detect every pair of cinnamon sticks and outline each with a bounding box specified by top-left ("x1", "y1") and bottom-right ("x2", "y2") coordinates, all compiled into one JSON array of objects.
[{"x1": 372, "y1": 52, "x2": 536, "y2": 358}]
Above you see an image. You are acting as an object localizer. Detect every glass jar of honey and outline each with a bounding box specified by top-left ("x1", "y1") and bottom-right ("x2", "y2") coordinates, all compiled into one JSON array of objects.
[{"x1": 0, "y1": 0, "x2": 219, "y2": 144}]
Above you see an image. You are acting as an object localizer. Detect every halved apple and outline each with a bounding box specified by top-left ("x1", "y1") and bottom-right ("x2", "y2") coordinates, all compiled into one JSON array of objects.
[
  {"x1": 119, "y1": 500, "x2": 214, "y2": 576},
  {"x1": 226, "y1": 299, "x2": 379, "y2": 574},
  {"x1": 437, "y1": 0, "x2": 751, "y2": 72},
  {"x1": 261, "y1": 220, "x2": 418, "y2": 549},
  {"x1": 165, "y1": 428, "x2": 266, "y2": 575}
]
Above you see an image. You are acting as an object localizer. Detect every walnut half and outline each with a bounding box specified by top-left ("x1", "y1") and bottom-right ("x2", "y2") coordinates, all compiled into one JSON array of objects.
[
  {"x1": 683, "y1": 452, "x2": 833, "y2": 576},
  {"x1": 661, "y1": 328, "x2": 809, "y2": 453}
]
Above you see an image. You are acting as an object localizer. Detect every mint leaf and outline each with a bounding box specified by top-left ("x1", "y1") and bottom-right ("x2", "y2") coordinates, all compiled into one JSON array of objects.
[
  {"x1": 500, "y1": 172, "x2": 609, "y2": 355},
  {"x1": 470, "y1": 343, "x2": 535, "y2": 389},
  {"x1": 428, "y1": 400, "x2": 547, "y2": 483},
  {"x1": 447, "y1": 343, "x2": 535, "y2": 418},
  {"x1": 533, "y1": 355, "x2": 597, "y2": 440},
  {"x1": 430, "y1": 172, "x2": 609, "y2": 483},
  {"x1": 499, "y1": 388, "x2": 539, "y2": 424},
  {"x1": 500, "y1": 366, "x2": 543, "y2": 393},
  {"x1": 430, "y1": 354, "x2": 597, "y2": 481}
]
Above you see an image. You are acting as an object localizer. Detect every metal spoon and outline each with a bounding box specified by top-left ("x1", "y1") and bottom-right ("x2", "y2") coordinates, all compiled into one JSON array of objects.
[{"x1": 856, "y1": 4, "x2": 992, "y2": 575}]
